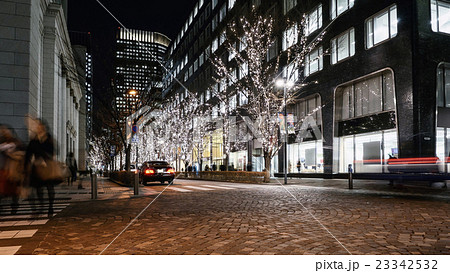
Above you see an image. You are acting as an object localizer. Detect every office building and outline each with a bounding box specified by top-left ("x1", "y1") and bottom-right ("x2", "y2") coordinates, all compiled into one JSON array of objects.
[{"x1": 161, "y1": 0, "x2": 450, "y2": 175}]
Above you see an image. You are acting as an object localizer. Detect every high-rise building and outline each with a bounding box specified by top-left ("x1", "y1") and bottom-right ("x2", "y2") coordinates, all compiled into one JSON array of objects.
[
  {"x1": 114, "y1": 28, "x2": 171, "y2": 117},
  {"x1": 69, "y1": 31, "x2": 93, "y2": 169}
]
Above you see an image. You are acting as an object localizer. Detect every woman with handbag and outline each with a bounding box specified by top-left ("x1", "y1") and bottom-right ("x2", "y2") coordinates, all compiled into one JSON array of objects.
[{"x1": 24, "y1": 118, "x2": 59, "y2": 217}]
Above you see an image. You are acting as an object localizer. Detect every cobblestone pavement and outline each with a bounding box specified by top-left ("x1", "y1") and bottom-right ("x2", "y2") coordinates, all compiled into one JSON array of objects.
[{"x1": 7, "y1": 179, "x2": 450, "y2": 255}]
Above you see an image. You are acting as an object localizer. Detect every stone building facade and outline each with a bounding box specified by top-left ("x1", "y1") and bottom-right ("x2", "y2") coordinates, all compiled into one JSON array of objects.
[{"x1": 0, "y1": 0, "x2": 85, "y2": 164}]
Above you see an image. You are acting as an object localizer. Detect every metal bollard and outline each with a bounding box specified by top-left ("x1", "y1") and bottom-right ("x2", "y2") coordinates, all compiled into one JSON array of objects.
[
  {"x1": 134, "y1": 172, "x2": 139, "y2": 195},
  {"x1": 91, "y1": 173, "x2": 97, "y2": 199},
  {"x1": 348, "y1": 164, "x2": 353, "y2": 189}
]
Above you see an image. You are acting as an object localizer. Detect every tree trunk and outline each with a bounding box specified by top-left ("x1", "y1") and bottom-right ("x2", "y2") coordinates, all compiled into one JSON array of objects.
[
  {"x1": 225, "y1": 154, "x2": 229, "y2": 171},
  {"x1": 263, "y1": 152, "x2": 271, "y2": 183}
]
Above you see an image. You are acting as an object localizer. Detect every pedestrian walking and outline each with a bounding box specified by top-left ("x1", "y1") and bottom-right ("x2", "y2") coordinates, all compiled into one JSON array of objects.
[
  {"x1": 212, "y1": 163, "x2": 217, "y2": 171},
  {"x1": 0, "y1": 125, "x2": 25, "y2": 214},
  {"x1": 66, "y1": 152, "x2": 78, "y2": 186},
  {"x1": 25, "y1": 117, "x2": 62, "y2": 217}
]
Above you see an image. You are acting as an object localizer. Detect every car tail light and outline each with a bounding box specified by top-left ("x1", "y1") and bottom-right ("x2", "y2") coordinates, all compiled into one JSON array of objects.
[
  {"x1": 167, "y1": 168, "x2": 175, "y2": 174},
  {"x1": 144, "y1": 169, "x2": 155, "y2": 175}
]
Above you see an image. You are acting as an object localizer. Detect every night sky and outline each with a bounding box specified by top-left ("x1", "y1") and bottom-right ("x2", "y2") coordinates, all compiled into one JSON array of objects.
[{"x1": 67, "y1": 0, "x2": 198, "y2": 99}]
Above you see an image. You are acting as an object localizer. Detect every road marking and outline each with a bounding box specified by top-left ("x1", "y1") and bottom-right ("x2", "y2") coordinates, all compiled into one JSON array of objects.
[
  {"x1": 0, "y1": 219, "x2": 48, "y2": 227},
  {"x1": 221, "y1": 184, "x2": 255, "y2": 189},
  {"x1": 201, "y1": 185, "x2": 236, "y2": 190},
  {"x1": 167, "y1": 187, "x2": 192, "y2": 192},
  {"x1": 183, "y1": 185, "x2": 214, "y2": 191},
  {"x1": 141, "y1": 189, "x2": 159, "y2": 195},
  {"x1": 0, "y1": 229, "x2": 37, "y2": 239},
  {"x1": 0, "y1": 204, "x2": 69, "y2": 209},
  {"x1": 0, "y1": 214, "x2": 56, "y2": 220},
  {"x1": 0, "y1": 246, "x2": 21, "y2": 255},
  {"x1": 0, "y1": 209, "x2": 62, "y2": 216}
]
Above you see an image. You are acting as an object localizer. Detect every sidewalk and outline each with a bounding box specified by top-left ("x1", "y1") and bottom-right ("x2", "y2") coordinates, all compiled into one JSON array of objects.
[
  {"x1": 268, "y1": 177, "x2": 450, "y2": 199},
  {"x1": 53, "y1": 176, "x2": 149, "y2": 202}
]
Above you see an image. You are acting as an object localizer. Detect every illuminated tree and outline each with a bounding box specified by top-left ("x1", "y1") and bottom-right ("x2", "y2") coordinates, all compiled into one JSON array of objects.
[{"x1": 210, "y1": 9, "x2": 325, "y2": 180}]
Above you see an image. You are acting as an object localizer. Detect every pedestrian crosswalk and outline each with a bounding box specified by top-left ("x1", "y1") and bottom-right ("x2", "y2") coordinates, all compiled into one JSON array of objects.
[
  {"x1": 163, "y1": 183, "x2": 257, "y2": 193},
  {"x1": 0, "y1": 201, "x2": 69, "y2": 255}
]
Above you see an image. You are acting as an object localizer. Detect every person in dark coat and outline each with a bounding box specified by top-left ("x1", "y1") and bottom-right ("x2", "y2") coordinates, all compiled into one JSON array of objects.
[
  {"x1": 66, "y1": 152, "x2": 78, "y2": 186},
  {"x1": 212, "y1": 163, "x2": 217, "y2": 171},
  {"x1": 24, "y1": 118, "x2": 57, "y2": 217}
]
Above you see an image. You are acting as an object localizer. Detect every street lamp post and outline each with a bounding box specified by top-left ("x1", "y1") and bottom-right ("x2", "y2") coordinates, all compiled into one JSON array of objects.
[
  {"x1": 128, "y1": 89, "x2": 140, "y2": 196},
  {"x1": 276, "y1": 78, "x2": 293, "y2": 185}
]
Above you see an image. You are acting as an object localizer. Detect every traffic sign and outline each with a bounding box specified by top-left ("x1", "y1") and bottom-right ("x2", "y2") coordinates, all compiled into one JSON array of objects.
[{"x1": 132, "y1": 124, "x2": 138, "y2": 133}]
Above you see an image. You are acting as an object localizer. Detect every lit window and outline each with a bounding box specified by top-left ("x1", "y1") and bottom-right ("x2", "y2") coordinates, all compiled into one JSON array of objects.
[
  {"x1": 283, "y1": 62, "x2": 299, "y2": 82},
  {"x1": 331, "y1": 28, "x2": 355, "y2": 64},
  {"x1": 220, "y1": 29, "x2": 226, "y2": 45},
  {"x1": 229, "y1": 94, "x2": 237, "y2": 110},
  {"x1": 220, "y1": 4, "x2": 227, "y2": 22},
  {"x1": 239, "y1": 62, "x2": 248, "y2": 79},
  {"x1": 283, "y1": 0, "x2": 297, "y2": 15},
  {"x1": 228, "y1": 43, "x2": 236, "y2": 61},
  {"x1": 282, "y1": 23, "x2": 298, "y2": 50},
  {"x1": 212, "y1": 15, "x2": 218, "y2": 31},
  {"x1": 206, "y1": 88, "x2": 211, "y2": 101},
  {"x1": 212, "y1": 0, "x2": 218, "y2": 9},
  {"x1": 239, "y1": 89, "x2": 248, "y2": 105},
  {"x1": 330, "y1": 0, "x2": 355, "y2": 19},
  {"x1": 194, "y1": 3, "x2": 198, "y2": 17},
  {"x1": 199, "y1": 53, "x2": 205, "y2": 66},
  {"x1": 431, "y1": 0, "x2": 450, "y2": 34},
  {"x1": 304, "y1": 46, "x2": 323, "y2": 76},
  {"x1": 437, "y1": 63, "x2": 450, "y2": 107},
  {"x1": 306, "y1": 4, "x2": 322, "y2": 36},
  {"x1": 212, "y1": 37, "x2": 219, "y2": 52},
  {"x1": 366, "y1": 5, "x2": 397, "y2": 48},
  {"x1": 239, "y1": 36, "x2": 247, "y2": 51},
  {"x1": 228, "y1": 0, "x2": 236, "y2": 10}
]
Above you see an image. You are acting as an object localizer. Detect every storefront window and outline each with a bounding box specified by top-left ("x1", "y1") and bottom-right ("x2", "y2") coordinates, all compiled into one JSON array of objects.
[
  {"x1": 436, "y1": 128, "x2": 450, "y2": 173},
  {"x1": 335, "y1": 69, "x2": 397, "y2": 173},
  {"x1": 212, "y1": 129, "x2": 224, "y2": 166},
  {"x1": 288, "y1": 141, "x2": 323, "y2": 173},
  {"x1": 436, "y1": 63, "x2": 450, "y2": 173},
  {"x1": 338, "y1": 130, "x2": 397, "y2": 173},
  {"x1": 229, "y1": 151, "x2": 247, "y2": 171}
]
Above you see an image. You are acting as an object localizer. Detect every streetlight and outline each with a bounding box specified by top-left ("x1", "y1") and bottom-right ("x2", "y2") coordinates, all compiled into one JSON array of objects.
[{"x1": 276, "y1": 78, "x2": 294, "y2": 185}]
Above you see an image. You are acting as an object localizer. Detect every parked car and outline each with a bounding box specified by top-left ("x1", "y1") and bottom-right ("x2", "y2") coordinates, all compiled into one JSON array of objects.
[{"x1": 140, "y1": 161, "x2": 175, "y2": 185}]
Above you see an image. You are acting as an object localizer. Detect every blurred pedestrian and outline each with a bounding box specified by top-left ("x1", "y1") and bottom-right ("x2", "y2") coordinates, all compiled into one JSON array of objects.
[
  {"x1": 0, "y1": 125, "x2": 24, "y2": 214},
  {"x1": 24, "y1": 118, "x2": 60, "y2": 217},
  {"x1": 65, "y1": 152, "x2": 78, "y2": 186},
  {"x1": 212, "y1": 163, "x2": 217, "y2": 171}
]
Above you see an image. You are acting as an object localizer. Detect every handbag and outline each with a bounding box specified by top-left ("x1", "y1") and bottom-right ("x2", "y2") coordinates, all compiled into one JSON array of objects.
[
  {"x1": 0, "y1": 170, "x2": 18, "y2": 196},
  {"x1": 34, "y1": 158, "x2": 66, "y2": 183}
]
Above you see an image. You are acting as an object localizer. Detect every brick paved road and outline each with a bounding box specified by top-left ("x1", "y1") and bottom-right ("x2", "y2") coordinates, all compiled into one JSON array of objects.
[{"x1": 11, "y1": 179, "x2": 450, "y2": 255}]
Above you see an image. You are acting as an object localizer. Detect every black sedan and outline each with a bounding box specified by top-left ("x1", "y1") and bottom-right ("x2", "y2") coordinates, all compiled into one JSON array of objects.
[{"x1": 140, "y1": 161, "x2": 175, "y2": 185}]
